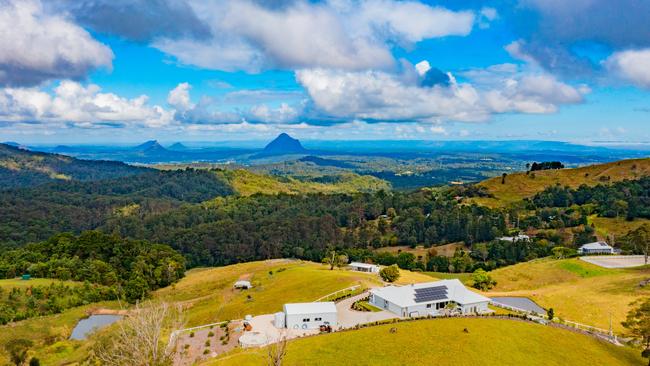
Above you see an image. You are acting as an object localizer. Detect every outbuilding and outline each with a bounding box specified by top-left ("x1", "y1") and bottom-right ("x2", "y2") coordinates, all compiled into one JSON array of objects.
[
  {"x1": 234, "y1": 280, "x2": 252, "y2": 289},
  {"x1": 578, "y1": 241, "x2": 616, "y2": 255},
  {"x1": 498, "y1": 234, "x2": 530, "y2": 242},
  {"x1": 369, "y1": 279, "x2": 491, "y2": 317},
  {"x1": 281, "y1": 302, "x2": 337, "y2": 330},
  {"x1": 349, "y1": 262, "x2": 380, "y2": 273}
]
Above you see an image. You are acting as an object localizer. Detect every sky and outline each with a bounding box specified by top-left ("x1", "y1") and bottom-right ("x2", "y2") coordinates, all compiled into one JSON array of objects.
[{"x1": 0, "y1": 0, "x2": 649, "y2": 144}]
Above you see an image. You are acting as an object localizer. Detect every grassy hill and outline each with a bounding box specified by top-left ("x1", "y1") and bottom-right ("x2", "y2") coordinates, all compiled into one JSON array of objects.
[
  {"x1": 154, "y1": 260, "x2": 382, "y2": 326},
  {"x1": 0, "y1": 143, "x2": 147, "y2": 189},
  {"x1": 472, "y1": 158, "x2": 650, "y2": 207},
  {"x1": 208, "y1": 317, "x2": 643, "y2": 366},
  {"x1": 487, "y1": 258, "x2": 650, "y2": 332}
]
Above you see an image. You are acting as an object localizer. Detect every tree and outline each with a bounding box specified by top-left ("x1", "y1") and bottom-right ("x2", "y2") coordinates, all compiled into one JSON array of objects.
[
  {"x1": 94, "y1": 301, "x2": 185, "y2": 366},
  {"x1": 267, "y1": 332, "x2": 288, "y2": 366},
  {"x1": 547, "y1": 308, "x2": 554, "y2": 321},
  {"x1": 551, "y1": 246, "x2": 575, "y2": 259},
  {"x1": 622, "y1": 225, "x2": 650, "y2": 265},
  {"x1": 321, "y1": 250, "x2": 348, "y2": 270},
  {"x1": 501, "y1": 173, "x2": 507, "y2": 184},
  {"x1": 29, "y1": 358, "x2": 40, "y2": 366},
  {"x1": 5, "y1": 338, "x2": 32, "y2": 366},
  {"x1": 396, "y1": 252, "x2": 416, "y2": 270},
  {"x1": 470, "y1": 269, "x2": 496, "y2": 291},
  {"x1": 622, "y1": 298, "x2": 650, "y2": 365},
  {"x1": 379, "y1": 264, "x2": 400, "y2": 283}
]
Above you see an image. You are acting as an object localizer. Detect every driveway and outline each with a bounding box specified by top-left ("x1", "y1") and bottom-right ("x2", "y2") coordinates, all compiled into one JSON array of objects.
[{"x1": 336, "y1": 291, "x2": 400, "y2": 329}]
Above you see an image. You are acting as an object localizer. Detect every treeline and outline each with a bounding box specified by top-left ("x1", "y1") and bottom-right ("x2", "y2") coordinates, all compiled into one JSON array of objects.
[
  {"x1": 343, "y1": 237, "x2": 552, "y2": 273},
  {"x1": 104, "y1": 190, "x2": 507, "y2": 267},
  {"x1": 530, "y1": 177, "x2": 650, "y2": 220},
  {"x1": 529, "y1": 161, "x2": 564, "y2": 171},
  {"x1": 0, "y1": 169, "x2": 234, "y2": 247},
  {"x1": 0, "y1": 231, "x2": 185, "y2": 302},
  {"x1": 0, "y1": 282, "x2": 117, "y2": 325}
]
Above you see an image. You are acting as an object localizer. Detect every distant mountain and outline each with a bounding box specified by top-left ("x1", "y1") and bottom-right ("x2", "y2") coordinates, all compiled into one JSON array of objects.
[
  {"x1": 133, "y1": 140, "x2": 166, "y2": 152},
  {"x1": 259, "y1": 133, "x2": 307, "y2": 156},
  {"x1": 0, "y1": 143, "x2": 149, "y2": 189},
  {"x1": 168, "y1": 142, "x2": 189, "y2": 151}
]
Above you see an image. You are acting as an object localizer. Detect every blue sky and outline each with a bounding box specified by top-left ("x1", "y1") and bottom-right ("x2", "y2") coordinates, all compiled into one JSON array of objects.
[{"x1": 1, "y1": 0, "x2": 649, "y2": 144}]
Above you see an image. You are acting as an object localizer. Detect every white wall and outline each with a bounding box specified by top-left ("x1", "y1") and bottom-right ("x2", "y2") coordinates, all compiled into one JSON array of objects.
[
  {"x1": 460, "y1": 301, "x2": 489, "y2": 314},
  {"x1": 285, "y1": 311, "x2": 337, "y2": 330}
]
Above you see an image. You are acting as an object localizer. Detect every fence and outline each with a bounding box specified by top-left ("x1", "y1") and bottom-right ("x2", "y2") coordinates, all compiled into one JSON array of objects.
[
  {"x1": 489, "y1": 300, "x2": 620, "y2": 345},
  {"x1": 314, "y1": 285, "x2": 362, "y2": 302}
]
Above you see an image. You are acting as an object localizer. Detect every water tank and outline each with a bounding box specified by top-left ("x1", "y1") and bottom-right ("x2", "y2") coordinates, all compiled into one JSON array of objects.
[{"x1": 274, "y1": 311, "x2": 285, "y2": 328}]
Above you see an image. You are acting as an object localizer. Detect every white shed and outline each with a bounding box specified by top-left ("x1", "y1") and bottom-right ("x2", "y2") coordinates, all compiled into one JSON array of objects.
[
  {"x1": 234, "y1": 280, "x2": 252, "y2": 289},
  {"x1": 349, "y1": 262, "x2": 380, "y2": 273},
  {"x1": 282, "y1": 302, "x2": 337, "y2": 330},
  {"x1": 578, "y1": 241, "x2": 615, "y2": 255}
]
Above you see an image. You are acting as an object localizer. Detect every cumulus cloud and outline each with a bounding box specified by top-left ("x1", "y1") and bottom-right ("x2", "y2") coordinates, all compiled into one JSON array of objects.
[
  {"x1": 511, "y1": 0, "x2": 650, "y2": 77},
  {"x1": 0, "y1": 0, "x2": 113, "y2": 87},
  {"x1": 167, "y1": 82, "x2": 194, "y2": 111},
  {"x1": 46, "y1": 0, "x2": 211, "y2": 42},
  {"x1": 296, "y1": 62, "x2": 588, "y2": 123},
  {"x1": 605, "y1": 49, "x2": 650, "y2": 89},
  {"x1": 154, "y1": 0, "x2": 478, "y2": 72},
  {"x1": 0, "y1": 81, "x2": 172, "y2": 127}
]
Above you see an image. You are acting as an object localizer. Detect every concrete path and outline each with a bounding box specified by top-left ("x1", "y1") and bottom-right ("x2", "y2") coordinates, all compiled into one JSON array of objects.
[{"x1": 336, "y1": 292, "x2": 399, "y2": 329}]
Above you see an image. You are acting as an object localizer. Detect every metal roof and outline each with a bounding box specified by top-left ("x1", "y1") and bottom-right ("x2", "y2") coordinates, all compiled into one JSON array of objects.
[
  {"x1": 370, "y1": 279, "x2": 490, "y2": 308},
  {"x1": 283, "y1": 302, "x2": 337, "y2": 315},
  {"x1": 349, "y1": 262, "x2": 379, "y2": 269}
]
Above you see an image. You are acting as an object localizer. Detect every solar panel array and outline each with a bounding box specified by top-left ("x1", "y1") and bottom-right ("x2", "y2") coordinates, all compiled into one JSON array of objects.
[{"x1": 413, "y1": 285, "x2": 448, "y2": 303}]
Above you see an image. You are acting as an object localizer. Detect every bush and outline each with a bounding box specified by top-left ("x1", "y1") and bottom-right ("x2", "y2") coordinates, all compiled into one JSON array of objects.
[
  {"x1": 208, "y1": 331, "x2": 214, "y2": 337},
  {"x1": 379, "y1": 264, "x2": 400, "y2": 282},
  {"x1": 470, "y1": 269, "x2": 496, "y2": 291}
]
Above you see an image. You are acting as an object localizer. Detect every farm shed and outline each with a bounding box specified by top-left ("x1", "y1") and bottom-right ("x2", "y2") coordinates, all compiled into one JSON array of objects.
[
  {"x1": 578, "y1": 241, "x2": 616, "y2": 255},
  {"x1": 349, "y1": 262, "x2": 380, "y2": 273},
  {"x1": 234, "y1": 280, "x2": 252, "y2": 289},
  {"x1": 281, "y1": 302, "x2": 337, "y2": 330},
  {"x1": 369, "y1": 279, "x2": 490, "y2": 318}
]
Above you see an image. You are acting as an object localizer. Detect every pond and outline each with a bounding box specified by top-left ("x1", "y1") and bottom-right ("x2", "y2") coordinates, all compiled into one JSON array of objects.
[
  {"x1": 70, "y1": 314, "x2": 122, "y2": 340},
  {"x1": 491, "y1": 297, "x2": 546, "y2": 314}
]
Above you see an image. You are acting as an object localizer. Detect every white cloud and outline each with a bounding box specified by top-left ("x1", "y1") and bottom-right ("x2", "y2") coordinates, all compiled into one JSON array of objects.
[
  {"x1": 247, "y1": 103, "x2": 300, "y2": 124},
  {"x1": 0, "y1": 0, "x2": 113, "y2": 86},
  {"x1": 167, "y1": 83, "x2": 194, "y2": 111},
  {"x1": 155, "y1": 0, "x2": 478, "y2": 72},
  {"x1": 296, "y1": 63, "x2": 588, "y2": 123},
  {"x1": 605, "y1": 48, "x2": 650, "y2": 89},
  {"x1": 0, "y1": 81, "x2": 172, "y2": 128}
]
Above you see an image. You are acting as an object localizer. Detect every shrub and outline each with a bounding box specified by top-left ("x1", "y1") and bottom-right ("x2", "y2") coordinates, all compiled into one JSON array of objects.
[
  {"x1": 205, "y1": 340, "x2": 210, "y2": 347},
  {"x1": 379, "y1": 264, "x2": 400, "y2": 282},
  {"x1": 189, "y1": 332, "x2": 195, "y2": 338},
  {"x1": 470, "y1": 269, "x2": 496, "y2": 291},
  {"x1": 208, "y1": 331, "x2": 214, "y2": 337}
]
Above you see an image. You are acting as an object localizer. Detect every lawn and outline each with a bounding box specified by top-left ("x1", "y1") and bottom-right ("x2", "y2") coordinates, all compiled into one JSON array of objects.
[
  {"x1": 424, "y1": 272, "x2": 473, "y2": 283},
  {"x1": 206, "y1": 317, "x2": 643, "y2": 366},
  {"x1": 0, "y1": 277, "x2": 79, "y2": 289},
  {"x1": 487, "y1": 258, "x2": 650, "y2": 332},
  {"x1": 154, "y1": 260, "x2": 382, "y2": 326}
]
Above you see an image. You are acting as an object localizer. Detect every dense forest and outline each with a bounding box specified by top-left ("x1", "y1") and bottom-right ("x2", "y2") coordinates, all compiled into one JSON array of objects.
[
  {"x1": 0, "y1": 143, "x2": 147, "y2": 188},
  {"x1": 529, "y1": 177, "x2": 650, "y2": 220},
  {"x1": 0, "y1": 231, "x2": 185, "y2": 303},
  {"x1": 103, "y1": 190, "x2": 507, "y2": 267},
  {"x1": 0, "y1": 169, "x2": 233, "y2": 247}
]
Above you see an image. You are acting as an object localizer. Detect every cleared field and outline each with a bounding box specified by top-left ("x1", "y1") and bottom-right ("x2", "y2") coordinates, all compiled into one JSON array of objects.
[
  {"x1": 588, "y1": 215, "x2": 650, "y2": 240},
  {"x1": 580, "y1": 255, "x2": 647, "y2": 269},
  {"x1": 394, "y1": 268, "x2": 438, "y2": 285},
  {"x1": 0, "y1": 277, "x2": 79, "y2": 289},
  {"x1": 487, "y1": 258, "x2": 650, "y2": 332},
  {"x1": 375, "y1": 242, "x2": 466, "y2": 259},
  {"x1": 424, "y1": 272, "x2": 473, "y2": 283},
  {"x1": 472, "y1": 158, "x2": 650, "y2": 207},
  {"x1": 207, "y1": 317, "x2": 643, "y2": 366},
  {"x1": 154, "y1": 260, "x2": 382, "y2": 326}
]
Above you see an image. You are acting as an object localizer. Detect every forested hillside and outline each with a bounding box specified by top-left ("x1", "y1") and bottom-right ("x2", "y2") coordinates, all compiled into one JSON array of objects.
[
  {"x1": 0, "y1": 143, "x2": 148, "y2": 188},
  {"x1": 0, "y1": 169, "x2": 233, "y2": 246}
]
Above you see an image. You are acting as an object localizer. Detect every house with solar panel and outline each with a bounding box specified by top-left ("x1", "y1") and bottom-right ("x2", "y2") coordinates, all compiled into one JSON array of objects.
[{"x1": 368, "y1": 279, "x2": 491, "y2": 317}]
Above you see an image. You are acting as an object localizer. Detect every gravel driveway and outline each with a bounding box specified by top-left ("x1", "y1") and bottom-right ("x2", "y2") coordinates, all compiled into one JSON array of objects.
[{"x1": 336, "y1": 292, "x2": 400, "y2": 329}]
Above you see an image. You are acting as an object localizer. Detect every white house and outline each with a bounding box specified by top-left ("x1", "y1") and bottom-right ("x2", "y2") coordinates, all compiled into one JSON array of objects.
[
  {"x1": 369, "y1": 279, "x2": 490, "y2": 318},
  {"x1": 578, "y1": 241, "x2": 615, "y2": 255},
  {"x1": 280, "y1": 302, "x2": 337, "y2": 330},
  {"x1": 349, "y1": 262, "x2": 380, "y2": 273},
  {"x1": 498, "y1": 234, "x2": 530, "y2": 242},
  {"x1": 234, "y1": 280, "x2": 252, "y2": 289}
]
